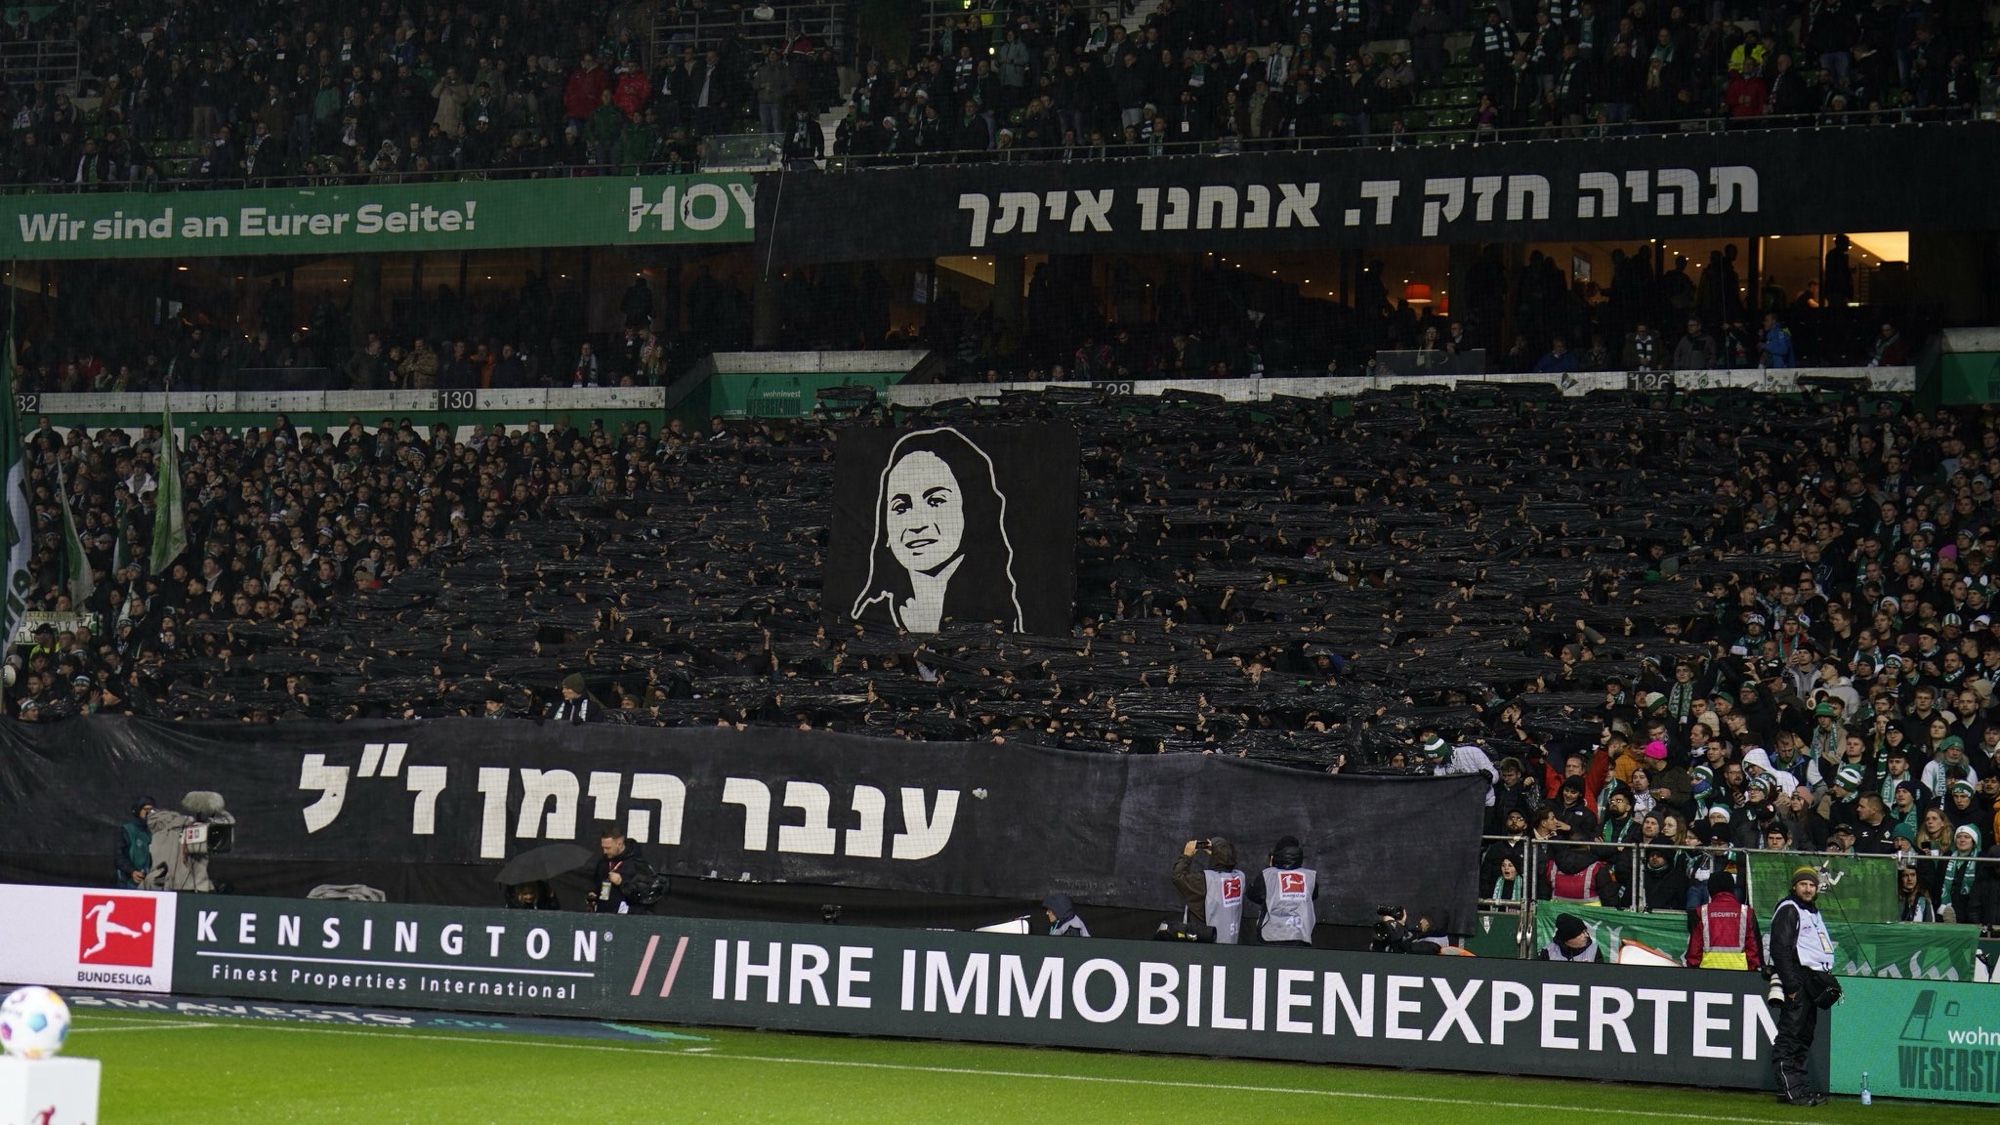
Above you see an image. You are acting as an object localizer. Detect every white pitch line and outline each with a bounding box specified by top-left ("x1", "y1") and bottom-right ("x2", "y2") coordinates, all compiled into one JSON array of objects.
[
  {"x1": 59, "y1": 1018, "x2": 1828, "y2": 1125},
  {"x1": 71, "y1": 1021, "x2": 224, "y2": 1034},
  {"x1": 683, "y1": 1050, "x2": 1830, "y2": 1125}
]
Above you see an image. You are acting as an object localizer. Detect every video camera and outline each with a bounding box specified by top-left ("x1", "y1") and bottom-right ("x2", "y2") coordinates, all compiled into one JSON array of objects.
[
  {"x1": 178, "y1": 791, "x2": 235, "y2": 858},
  {"x1": 1370, "y1": 906, "x2": 1411, "y2": 954},
  {"x1": 149, "y1": 790, "x2": 238, "y2": 892},
  {"x1": 1370, "y1": 906, "x2": 1445, "y2": 955}
]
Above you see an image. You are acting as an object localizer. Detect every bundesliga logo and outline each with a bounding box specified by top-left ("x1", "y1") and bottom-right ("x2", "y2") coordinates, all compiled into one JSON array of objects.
[{"x1": 78, "y1": 895, "x2": 156, "y2": 967}]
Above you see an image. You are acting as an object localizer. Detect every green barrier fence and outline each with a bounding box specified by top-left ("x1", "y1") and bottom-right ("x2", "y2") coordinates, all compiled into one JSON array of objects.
[
  {"x1": 707, "y1": 371, "x2": 902, "y2": 419},
  {"x1": 1528, "y1": 902, "x2": 1979, "y2": 980},
  {"x1": 1743, "y1": 851, "x2": 1900, "y2": 921}
]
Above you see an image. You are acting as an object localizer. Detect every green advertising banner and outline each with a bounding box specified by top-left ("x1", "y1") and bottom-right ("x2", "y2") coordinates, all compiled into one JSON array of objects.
[
  {"x1": 1830, "y1": 978, "x2": 2000, "y2": 1103},
  {"x1": 158, "y1": 892, "x2": 1805, "y2": 1092},
  {"x1": 1744, "y1": 851, "x2": 1900, "y2": 922},
  {"x1": 0, "y1": 176, "x2": 754, "y2": 260},
  {"x1": 708, "y1": 371, "x2": 902, "y2": 419},
  {"x1": 1531, "y1": 903, "x2": 1979, "y2": 980}
]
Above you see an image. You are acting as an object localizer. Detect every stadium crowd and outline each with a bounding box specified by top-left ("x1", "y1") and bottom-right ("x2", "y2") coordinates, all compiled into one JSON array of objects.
[
  {"x1": 847, "y1": 0, "x2": 2000, "y2": 158},
  {"x1": 0, "y1": 0, "x2": 845, "y2": 186},
  {"x1": 7, "y1": 383, "x2": 2000, "y2": 925},
  {"x1": 0, "y1": 0, "x2": 1995, "y2": 183}
]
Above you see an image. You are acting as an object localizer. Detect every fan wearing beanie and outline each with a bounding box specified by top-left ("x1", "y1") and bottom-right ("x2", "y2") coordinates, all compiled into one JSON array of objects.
[{"x1": 1535, "y1": 912, "x2": 1600, "y2": 963}]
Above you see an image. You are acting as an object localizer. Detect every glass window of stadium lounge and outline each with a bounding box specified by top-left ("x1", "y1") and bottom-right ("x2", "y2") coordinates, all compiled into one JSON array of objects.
[
  {"x1": 4, "y1": 244, "x2": 759, "y2": 394},
  {"x1": 910, "y1": 228, "x2": 1914, "y2": 377}
]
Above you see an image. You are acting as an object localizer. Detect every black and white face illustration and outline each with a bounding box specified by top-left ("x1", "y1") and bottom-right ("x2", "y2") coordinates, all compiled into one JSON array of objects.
[
  {"x1": 851, "y1": 426, "x2": 1022, "y2": 633},
  {"x1": 884, "y1": 449, "x2": 966, "y2": 576}
]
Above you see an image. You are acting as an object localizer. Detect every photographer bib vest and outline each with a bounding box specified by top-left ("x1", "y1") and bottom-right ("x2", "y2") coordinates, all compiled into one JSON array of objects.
[
  {"x1": 1260, "y1": 866, "x2": 1317, "y2": 943},
  {"x1": 1203, "y1": 868, "x2": 1246, "y2": 944},
  {"x1": 1769, "y1": 898, "x2": 1834, "y2": 971}
]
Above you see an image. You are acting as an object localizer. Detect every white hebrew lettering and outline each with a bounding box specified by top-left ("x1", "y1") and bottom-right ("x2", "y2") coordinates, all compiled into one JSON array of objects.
[
  {"x1": 958, "y1": 193, "x2": 992, "y2": 248},
  {"x1": 1577, "y1": 171, "x2": 1621, "y2": 218},
  {"x1": 722, "y1": 776, "x2": 774, "y2": 851}
]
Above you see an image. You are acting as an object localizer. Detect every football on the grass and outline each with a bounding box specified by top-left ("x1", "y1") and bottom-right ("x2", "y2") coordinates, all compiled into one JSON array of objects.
[{"x1": 0, "y1": 986, "x2": 71, "y2": 1059}]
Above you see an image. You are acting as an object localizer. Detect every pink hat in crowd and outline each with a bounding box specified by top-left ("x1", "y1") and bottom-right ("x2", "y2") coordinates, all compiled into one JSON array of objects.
[{"x1": 1643, "y1": 740, "x2": 1669, "y2": 761}]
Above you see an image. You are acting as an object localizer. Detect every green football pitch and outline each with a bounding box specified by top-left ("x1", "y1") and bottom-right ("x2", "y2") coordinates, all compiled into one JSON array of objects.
[{"x1": 69, "y1": 1006, "x2": 1937, "y2": 1123}]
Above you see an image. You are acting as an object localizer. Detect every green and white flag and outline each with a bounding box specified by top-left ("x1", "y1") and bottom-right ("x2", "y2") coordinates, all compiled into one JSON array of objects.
[
  {"x1": 55, "y1": 455, "x2": 92, "y2": 606},
  {"x1": 148, "y1": 393, "x2": 187, "y2": 575},
  {"x1": 1, "y1": 330, "x2": 32, "y2": 652}
]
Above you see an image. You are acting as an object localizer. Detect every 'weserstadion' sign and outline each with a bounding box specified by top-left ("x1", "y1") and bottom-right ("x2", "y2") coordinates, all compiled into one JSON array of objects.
[
  {"x1": 1832, "y1": 978, "x2": 2000, "y2": 1104},
  {"x1": 0, "y1": 175, "x2": 754, "y2": 260},
  {"x1": 173, "y1": 894, "x2": 1810, "y2": 1091}
]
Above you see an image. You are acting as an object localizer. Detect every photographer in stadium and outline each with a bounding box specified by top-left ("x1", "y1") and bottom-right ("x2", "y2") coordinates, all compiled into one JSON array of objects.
[
  {"x1": 1170, "y1": 836, "x2": 1245, "y2": 944},
  {"x1": 1246, "y1": 835, "x2": 1317, "y2": 947},
  {"x1": 587, "y1": 822, "x2": 667, "y2": 915},
  {"x1": 1767, "y1": 867, "x2": 1838, "y2": 1107}
]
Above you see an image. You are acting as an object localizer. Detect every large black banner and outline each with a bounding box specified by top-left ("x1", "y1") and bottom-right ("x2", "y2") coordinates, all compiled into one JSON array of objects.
[
  {"x1": 827, "y1": 423, "x2": 1079, "y2": 635},
  {"x1": 0, "y1": 718, "x2": 1484, "y2": 929},
  {"x1": 761, "y1": 122, "x2": 1999, "y2": 264}
]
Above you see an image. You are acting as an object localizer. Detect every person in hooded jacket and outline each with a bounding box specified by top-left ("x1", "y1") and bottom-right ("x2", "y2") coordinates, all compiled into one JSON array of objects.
[
  {"x1": 116, "y1": 795, "x2": 154, "y2": 887},
  {"x1": 1041, "y1": 893, "x2": 1090, "y2": 936},
  {"x1": 1638, "y1": 844, "x2": 1691, "y2": 911},
  {"x1": 1246, "y1": 835, "x2": 1318, "y2": 946},
  {"x1": 1172, "y1": 836, "x2": 1246, "y2": 943}
]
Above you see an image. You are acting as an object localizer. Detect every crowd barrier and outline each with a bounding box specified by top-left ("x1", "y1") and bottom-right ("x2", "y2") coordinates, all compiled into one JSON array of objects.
[
  {"x1": 13, "y1": 387, "x2": 671, "y2": 445},
  {"x1": 883, "y1": 366, "x2": 1916, "y2": 409},
  {"x1": 1481, "y1": 834, "x2": 2000, "y2": 922},
  {"x1": 13, "y1": 366, "x2": 1914, "y2": 431}
]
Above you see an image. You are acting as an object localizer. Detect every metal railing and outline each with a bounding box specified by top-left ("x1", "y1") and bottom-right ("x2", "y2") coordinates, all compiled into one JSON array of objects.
[
  {"x1": 823, "y1": 109, "x2": 1988, "y2": 171},
  {"x1": 1482, "y1": 833, "x2": 2000, "y2": 958},
  {"x1": 0, "y1": 38, "x2": 79, "y2": 87},
  {"x1": 1484, "y1": 833, "x2": 2000, "y2": 912},
  {"x1": 0, "y1": 114, "x2": 1979, "y2": 195},
  {"x1": 0, "y1": 159, "x2": 707, "y2": 197},
  {"x1": 653, "y1": 0, "x2": 845, "y2": 62}
]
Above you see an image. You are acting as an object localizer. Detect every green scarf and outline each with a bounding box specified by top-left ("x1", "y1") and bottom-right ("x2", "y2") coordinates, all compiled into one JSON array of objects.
[{"x1": 1668, "y1": 681, "x2": 1693, "y2": 722}]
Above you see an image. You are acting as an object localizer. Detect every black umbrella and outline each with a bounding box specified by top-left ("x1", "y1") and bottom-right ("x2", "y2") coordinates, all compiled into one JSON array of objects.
[{"x1": 495, "y1": 842, "x2": 594, "y2": 885}]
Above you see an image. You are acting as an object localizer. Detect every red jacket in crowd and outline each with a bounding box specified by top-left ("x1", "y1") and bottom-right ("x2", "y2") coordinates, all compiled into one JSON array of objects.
[
  {"x1": 614, "y1": 70, "x2": 651, "y2": 116},
  {"x1": 564, "y1": 62, "x2": 611, "y2": 120}
]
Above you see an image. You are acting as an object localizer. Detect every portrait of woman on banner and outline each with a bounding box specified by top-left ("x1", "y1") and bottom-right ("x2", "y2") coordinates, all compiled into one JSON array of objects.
[{"x1": 849, "y1": 426, "x2": 1025, "y2": 632}]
